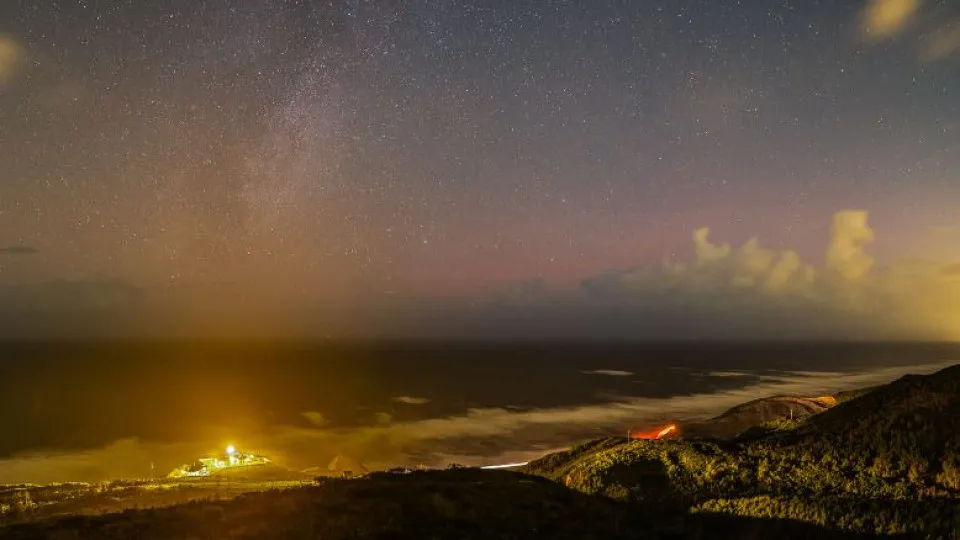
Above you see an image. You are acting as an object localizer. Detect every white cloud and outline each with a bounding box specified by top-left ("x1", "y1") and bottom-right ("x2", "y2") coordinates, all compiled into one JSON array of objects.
[
  {"x1": 693, "y1": 228, "x2": 732, "y2": 265},
  {"x1": 393, "y1": 396, "x2": 431, "y2": 405},
  {"x1": 826, "y1": 211, "x2": 875, "y2": 283}
]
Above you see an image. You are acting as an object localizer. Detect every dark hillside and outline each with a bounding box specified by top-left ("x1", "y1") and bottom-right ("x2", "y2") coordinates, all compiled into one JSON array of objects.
[
  {"x1": 0, "y1": 468, "x2": 891, "y2": 540},
  {"x1": 0, "y1": 469, "x2": 647, "y2": 540},
  {"x1": 751, "y1": 363, "x2": 960, "y2": 493},
  {"x1": 525, "y1": 364, "x2": 960, "y2": 537}
]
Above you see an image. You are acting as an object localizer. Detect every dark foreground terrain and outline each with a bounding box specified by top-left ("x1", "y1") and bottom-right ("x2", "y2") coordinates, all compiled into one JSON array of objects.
[
  {"x1": 0, "y1": 468, "x2": 889, "y2": 540},
  {"x1": 3, "y1": 363, "x2": 960, "y2": 539}
]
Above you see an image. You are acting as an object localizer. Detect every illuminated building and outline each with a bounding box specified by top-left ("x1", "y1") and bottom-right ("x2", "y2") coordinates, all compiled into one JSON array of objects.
[{"x1": 167, "y1": 446, "x2": 271, "y2": 478}]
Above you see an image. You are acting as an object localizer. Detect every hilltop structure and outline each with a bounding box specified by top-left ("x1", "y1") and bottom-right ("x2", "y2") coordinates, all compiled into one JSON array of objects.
[{"x1": 168, "y1": 446, "x2": 271, "y2": 478}]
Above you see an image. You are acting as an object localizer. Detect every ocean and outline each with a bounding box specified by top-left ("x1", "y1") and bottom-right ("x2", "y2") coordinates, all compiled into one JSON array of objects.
[{"x1": 0, "y1": 341, "x2": 957, "y2": 484}]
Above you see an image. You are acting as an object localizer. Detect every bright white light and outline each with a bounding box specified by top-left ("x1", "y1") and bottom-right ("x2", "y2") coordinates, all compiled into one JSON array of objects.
[
  {"x1": 480, "y1": 461, "x2": 529, "y2": 470},
  {"x1": 226, "y1": 445, "x2": 236, "y2": 455}
]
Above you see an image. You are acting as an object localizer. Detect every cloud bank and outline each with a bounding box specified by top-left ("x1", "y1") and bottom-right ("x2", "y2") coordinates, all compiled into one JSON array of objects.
[
  {"x1": 577, "y1": 210, "x2": 960, "y2": 341},
  {"x1": 0, "y1": 211, "x2": 957, "y2": 341}
]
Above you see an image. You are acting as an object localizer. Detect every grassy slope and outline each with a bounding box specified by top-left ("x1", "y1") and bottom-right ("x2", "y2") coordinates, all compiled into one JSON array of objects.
[{"x1": 681, "y1": 394, "x2": 835, "y2": 439}]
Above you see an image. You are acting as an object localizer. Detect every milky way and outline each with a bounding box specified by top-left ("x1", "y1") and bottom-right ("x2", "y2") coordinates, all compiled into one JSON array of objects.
[{"x1": 1, "y1": 0, "x2": 959, "y2": 338}]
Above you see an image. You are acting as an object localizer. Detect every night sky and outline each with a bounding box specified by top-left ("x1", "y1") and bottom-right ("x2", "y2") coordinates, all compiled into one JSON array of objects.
[{"x1": 1, "y1": 0, "x2": 959, "y2": 340}]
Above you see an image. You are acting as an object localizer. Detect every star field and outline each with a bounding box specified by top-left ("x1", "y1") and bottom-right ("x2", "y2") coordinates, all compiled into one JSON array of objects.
[{"x1": 0, "y1": 0, "x2": 959, "y2": 338}]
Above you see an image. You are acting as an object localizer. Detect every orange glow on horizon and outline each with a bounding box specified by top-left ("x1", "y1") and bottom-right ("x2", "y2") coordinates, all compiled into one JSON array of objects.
[{"x1": 630, "y1": 423, "x2": 679, "y2": 440}]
